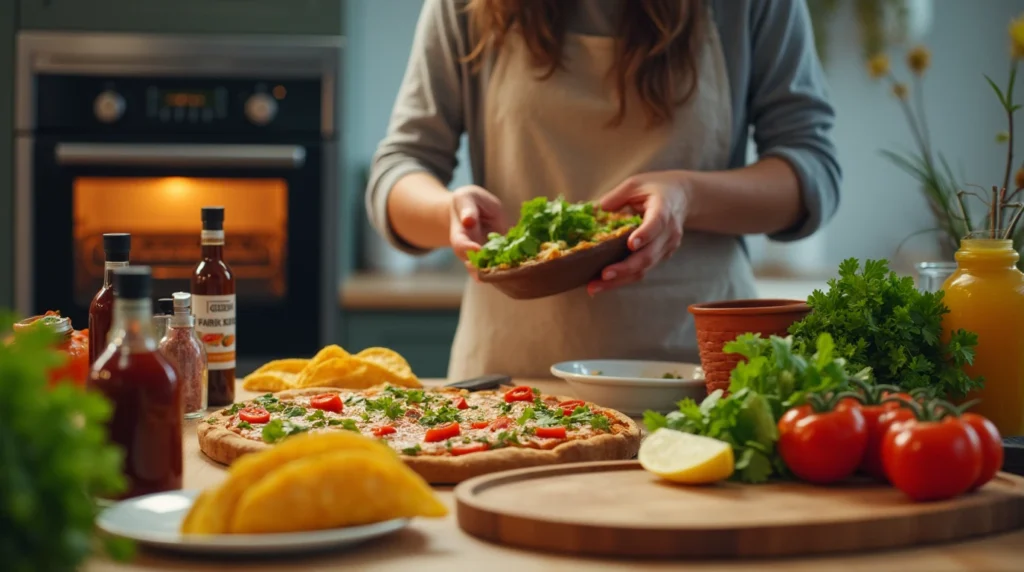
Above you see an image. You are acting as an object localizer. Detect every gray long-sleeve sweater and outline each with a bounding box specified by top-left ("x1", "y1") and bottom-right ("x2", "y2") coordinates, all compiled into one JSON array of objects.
[{"x1": 366, "y1": 0, "x2": 839, "y2": 251}]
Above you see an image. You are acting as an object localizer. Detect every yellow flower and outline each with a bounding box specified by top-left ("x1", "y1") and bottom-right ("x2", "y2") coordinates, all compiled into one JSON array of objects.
[
  {"x1": 1011, "y1": 15, "x2": 1024, "y2": 59},
  {"x1": 906, "y1": 46, "x2": 931, "y2": 75},
  {"x1": 867, "y1": 53, "x2": 890, "y2": 80},
  {"x1": 892, "y1": 82, "x2": 909, "y2": 100},
  {"x1": 1016, "y1": 167, "x2": 1024, "y2": 190}
]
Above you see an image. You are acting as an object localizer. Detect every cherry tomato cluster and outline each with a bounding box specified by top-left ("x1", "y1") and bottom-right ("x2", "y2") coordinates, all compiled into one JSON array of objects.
[{"x1": 777, "y1": 382, "x2": 1004, "y2": 502}]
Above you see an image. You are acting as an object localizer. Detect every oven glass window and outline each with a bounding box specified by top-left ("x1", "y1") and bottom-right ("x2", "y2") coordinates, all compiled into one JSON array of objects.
[{"x1": 73, "y1": 177, "x2": 288, "y2": 305}]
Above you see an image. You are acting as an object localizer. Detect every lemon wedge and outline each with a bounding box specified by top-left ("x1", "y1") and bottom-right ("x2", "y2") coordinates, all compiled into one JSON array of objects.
[{"x1": 638, "y1": 428, "x2": 734, "y2": 484}]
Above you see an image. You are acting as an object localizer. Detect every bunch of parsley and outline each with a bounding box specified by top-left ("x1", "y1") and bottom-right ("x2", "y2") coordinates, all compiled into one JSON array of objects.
[
  {"x1": 644, "y1": 333, "x2": 864, "y2": 483},
  {"x1": 467, "y1": 196, "x2": 640, "y2": 269},
  {"x1": 789, "y1": 258, "x2": 981, "y2": 399},
  {"x1": 0, "y1": 312, "x2": 131, "y2": 571}
]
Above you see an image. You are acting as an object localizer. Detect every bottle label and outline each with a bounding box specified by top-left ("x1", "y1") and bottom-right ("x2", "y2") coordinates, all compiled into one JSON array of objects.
[
  {"x1": 192, "y1": 294, "x2": 236, "y2": 371},
  {"x1": 201, "y1": 230, "x2": 225, "y2": 245}
]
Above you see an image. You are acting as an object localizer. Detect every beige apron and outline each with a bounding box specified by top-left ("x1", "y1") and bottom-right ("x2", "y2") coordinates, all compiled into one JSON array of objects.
[{"x1": 448, "y1": 14, "x2": 756, "y2": 379}]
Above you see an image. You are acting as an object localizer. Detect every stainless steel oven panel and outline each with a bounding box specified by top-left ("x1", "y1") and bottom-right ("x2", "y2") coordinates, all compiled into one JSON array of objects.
[
  {"x1": 14, "y1": 138, "x2": 34, "y2": 318},
  {"x1": 55, "y1": 143, "x2": 307, "y2": 169},
  {"x1": 15, "y1": 31, "x2": 343, "y2": 136}
]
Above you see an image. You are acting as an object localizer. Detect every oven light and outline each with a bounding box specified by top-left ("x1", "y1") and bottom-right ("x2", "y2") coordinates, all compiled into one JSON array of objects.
[
  {"x1": 273, "y1": 85, "x2": 287, "y2": 100},
  {"x1": 160, "y1": 177, "x2": 193, "y2": 196}
]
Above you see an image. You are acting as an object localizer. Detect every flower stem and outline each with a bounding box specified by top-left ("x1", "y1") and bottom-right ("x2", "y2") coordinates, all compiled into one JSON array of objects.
[
  {"x1": 956, "y1": 190, "x2": 973, "y2": 233},
  {"x1": 913, "y1": 75, "x2": 935, "y2": 168},
  {"x1": 1002, "y1": 61, "x2": 1019, "y2": 208}
]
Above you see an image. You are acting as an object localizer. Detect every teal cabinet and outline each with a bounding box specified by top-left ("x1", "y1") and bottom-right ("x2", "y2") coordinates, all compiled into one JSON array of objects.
[
  {"x1": 19, "y1": 0, "x2": 343, "y2": 35},
  {"x1": 341, "y1": 311, "x2": 459, "y2": 379}
]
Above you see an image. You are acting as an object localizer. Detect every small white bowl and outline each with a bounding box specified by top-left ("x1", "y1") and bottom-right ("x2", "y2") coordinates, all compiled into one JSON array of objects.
[{"x1": 549, "y1": 360, "x2": 707, "y2": 416}]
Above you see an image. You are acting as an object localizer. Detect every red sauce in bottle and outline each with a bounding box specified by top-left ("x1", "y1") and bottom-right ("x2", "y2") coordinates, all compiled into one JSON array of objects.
[
  {"x1": 191, "y1": 206, "x2": 236, "y2": 406},
  {"x1": 12, "y1": 311, "x2": 89, "y2": 387},
  {"x1": 89, "y1": 233, "x2": 131, "y2": 365},
  {"x1": 89, "y1": 266, "x2": 183, "y2": 499}
]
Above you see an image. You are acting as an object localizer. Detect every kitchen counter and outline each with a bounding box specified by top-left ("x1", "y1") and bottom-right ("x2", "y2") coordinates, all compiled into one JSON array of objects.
[
  {"x1": 87, "y1": 379, "x2": 1024, "y2": 572},
  {"x1": 339, "y1": 271, "x2": 832, "y2": 310}
]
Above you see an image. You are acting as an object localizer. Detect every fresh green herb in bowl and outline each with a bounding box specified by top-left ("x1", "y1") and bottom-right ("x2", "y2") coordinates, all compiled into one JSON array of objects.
[{"x1": 467, "y1": 196, "x2": 641, "y2": 271}]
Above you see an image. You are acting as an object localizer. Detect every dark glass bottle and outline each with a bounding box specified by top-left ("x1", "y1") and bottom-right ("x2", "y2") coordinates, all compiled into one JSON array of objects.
[
  {"x1": 88, "y1": 233, "x2": 130, "y2": 365},
  {"x1": 190, "y1": 206, "x2": 236, "y2": 406},
  {"x1": 89, "y1": 266, "x2": 183, "y2": 499}
]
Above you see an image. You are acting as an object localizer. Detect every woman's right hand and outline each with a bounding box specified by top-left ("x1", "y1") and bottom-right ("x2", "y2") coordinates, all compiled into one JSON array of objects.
[{"x1": 449, "y1": 185, "x2": 508, "y2": 262}]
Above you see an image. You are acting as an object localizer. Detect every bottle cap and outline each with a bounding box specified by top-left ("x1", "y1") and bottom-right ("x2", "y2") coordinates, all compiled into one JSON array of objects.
[
  {"x1": 103, "y1": 233, "x2": 131, "y2": 262},
  {"x1": 157, "y1": 297, "x2": 174, "y2": 315},
  {"x1": 172, "y1": 292, "x2": 192, "y2": 312},
  {"x1": 113, "y1": 267, "x2": 152, "y2": 300},
  {"x1": 201, "y1": 207, "x2": 225, "y2": 231}
]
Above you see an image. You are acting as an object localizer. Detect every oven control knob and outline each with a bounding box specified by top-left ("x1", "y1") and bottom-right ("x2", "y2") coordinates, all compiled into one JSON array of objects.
[
  {"x1": 94, "y1": 90, "x2": 126, "y2": 123},
  {"x1": 244, "y1": 93, "x2": 278, "y2": 126}
]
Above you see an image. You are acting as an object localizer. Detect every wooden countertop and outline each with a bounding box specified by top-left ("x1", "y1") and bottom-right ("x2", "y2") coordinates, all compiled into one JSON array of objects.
[
  {"x1": 339, "y1": 272, "x2": 832, "y2": 311},
  {"x1": 87, "y1": 379, "x2": 1024, "y2": 571}
]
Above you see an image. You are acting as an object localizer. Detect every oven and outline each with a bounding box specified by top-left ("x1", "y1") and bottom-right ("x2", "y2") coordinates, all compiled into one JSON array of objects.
[{"x1": 15, "y1": 32, "x2": 342, "y2": 368}]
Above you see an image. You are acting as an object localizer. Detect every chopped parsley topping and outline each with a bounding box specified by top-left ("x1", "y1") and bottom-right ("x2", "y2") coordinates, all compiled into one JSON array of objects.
[
  {"x1": 253, "y1": 394, "x2": 284, "y2": 413},
  {"x1": 329, "y1": 418, "x2": 359, "y2": 431},
  {"x1": 419, "y1": 404, "x2": 461, "y2": 427},
  {"x1": 492, "y1": 431, "x2": 521, "y2": 448},
  {"x1": 402, "y1": 444, "x2": 422, "y2": 456},
  {"x1": 236, "y1": 420, "x2": 253, "y2": 430},
  {"x1": 227, "y1": 403, "x2": 244, "y2": 415},
  {"x1": 365, "y1": 396, "x2": 404, "y2": 420},
  {"x1": 497, "y1": 401, "x2": 513, "y2": 415},
  {"x1": 261, "y1": 419, "x2": 309, "y2": 444},
  {"x1": 306, "y1": 409, "x2": 327, "y2": 422},
  {"x1": 283, "y1": 406, "x2": 306, "y2": 418}
]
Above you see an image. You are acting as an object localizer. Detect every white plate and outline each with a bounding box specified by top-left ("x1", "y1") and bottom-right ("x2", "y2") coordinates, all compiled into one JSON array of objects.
[
  {"x1": 96, "y1": 490, "x2": 409, "y2": 556},
  {"x1": 550, "y1": 360, "x2": 706, "y2": 416}
]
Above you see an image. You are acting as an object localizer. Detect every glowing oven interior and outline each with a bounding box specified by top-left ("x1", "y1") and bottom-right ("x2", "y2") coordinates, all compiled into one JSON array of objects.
[{"x1": 72, "y1": 177, "x2": 288, "y2": 305}]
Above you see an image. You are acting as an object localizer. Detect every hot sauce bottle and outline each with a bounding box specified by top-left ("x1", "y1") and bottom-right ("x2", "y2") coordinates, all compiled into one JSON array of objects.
[
  {"x1": 191, "y1": 206, "x2": 236, "y2": 406},
  {"x1": 89, "y1": 266, "x2": 183, "y2": 499},
  {"x1": 88, "y1": 233, "x2": 131, "y2": 365}
]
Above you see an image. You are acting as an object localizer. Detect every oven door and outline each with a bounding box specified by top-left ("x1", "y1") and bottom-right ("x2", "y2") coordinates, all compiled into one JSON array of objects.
[{"x1": 30, "y1": 137, "x2": 327, "y2": 359}]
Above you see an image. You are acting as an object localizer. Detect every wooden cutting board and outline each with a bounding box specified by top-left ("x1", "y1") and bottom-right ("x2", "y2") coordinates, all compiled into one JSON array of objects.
[{"x1": 454, "y1": 460, "x2": 1024, "y2": 559}]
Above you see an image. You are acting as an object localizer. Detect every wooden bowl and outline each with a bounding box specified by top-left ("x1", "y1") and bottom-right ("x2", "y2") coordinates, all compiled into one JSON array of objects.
[
  {"x1": 688, "y1": 299, "x2": 812, "y2": 394},
  {"x1": 477, "y1": 232, "x2": 632, "y2": 300}
]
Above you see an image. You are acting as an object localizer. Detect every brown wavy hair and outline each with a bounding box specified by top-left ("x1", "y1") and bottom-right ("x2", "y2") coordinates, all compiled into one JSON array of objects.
[{"x1": 463, "y1": 0, "x2": 706, "y2": 127}]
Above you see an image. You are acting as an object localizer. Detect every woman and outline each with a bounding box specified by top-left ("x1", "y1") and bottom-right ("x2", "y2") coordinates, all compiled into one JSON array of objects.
[{"x1": 366, "y1": 0, "x2": 838, "y2": 379}]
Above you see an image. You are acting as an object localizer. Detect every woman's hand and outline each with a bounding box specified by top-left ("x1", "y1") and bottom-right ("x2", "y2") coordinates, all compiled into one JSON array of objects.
[
  {"x1": 449, "y1": 185, "x2": 509, "y2": 263},
  {"x1": 589, "y1": 171, "x2": 691, "y2": 295}
]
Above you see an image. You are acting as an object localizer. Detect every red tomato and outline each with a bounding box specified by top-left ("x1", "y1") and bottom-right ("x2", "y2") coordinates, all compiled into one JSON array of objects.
[
  {"x1": 859, "y1": 405, "x2": 916, "y2": 481},
  {"x1": 238, "y1": 407, "x2": 270, "y2": 424},
  {"x1": 490, "y1": 416, "x2": 512, "y2": 430},
  {"x1": 309, "y1": 393, "x2": 343, "y2": 413},
  {"x1": 882, "y1": 416, "x2": 982, "y2": 501},
  {"x1": 425, "y1": 422, "x2": 461, "y2": 442},
  {"x1": 778, "y1": 403, "x2": 868, "y2": 484},
  {"x1": 372, "y1": 425, "x2": 396, "y2": 437},
  {"x1": 451, "y1": 442, "x2": 490, "y2": 456},
  {"x1": 454, "y1": 397, "x2": 469, "y2": 410},
  {"x1": 470, "y1": 421, "x2": 490, "y2": 430},
  {"x1": 961, "y1": 413, "x2": 1004, "y2": 491},
  {"x1": 504, "y1": 386, "x2": 535, "y2": 403},
  {"x1": 558, "y1": 399, "x2": 585, "y2": 416},
  {"x1": 534, "y1": 426, "x2": 567, "y2": 439}
]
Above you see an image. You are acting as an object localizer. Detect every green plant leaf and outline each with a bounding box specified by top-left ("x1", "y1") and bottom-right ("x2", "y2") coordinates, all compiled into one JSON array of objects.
[{"x1": 986, "y1": 74, "x2": 1009, "y2": 108}]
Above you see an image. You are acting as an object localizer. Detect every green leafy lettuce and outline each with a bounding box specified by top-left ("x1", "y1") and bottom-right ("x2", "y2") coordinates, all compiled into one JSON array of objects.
[
  {"x1": 0, "y1": 312, "x2": 133, "y2": 571},
  {"x1": 788, "y1": 258, "x2": 981, "y2": 399},
  {"x1": 644, "y1": 333, "x2": 864, "y2": 483},
  {"x1": 466, "y1": 196, "x2": 641, "y2": 269}
]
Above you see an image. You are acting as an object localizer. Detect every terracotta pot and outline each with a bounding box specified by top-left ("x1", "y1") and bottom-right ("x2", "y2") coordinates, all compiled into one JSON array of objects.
[
  {"x1": 688, "y1": 299, "x2": 812, "y2": 394},
  {"x1": 478, "y1": 232, "x2": 632, "y2": 300}
]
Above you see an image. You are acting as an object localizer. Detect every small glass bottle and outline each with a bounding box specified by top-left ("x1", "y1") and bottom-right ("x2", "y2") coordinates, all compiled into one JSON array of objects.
[
  {"x1": 159, "y1": 292, "x2": 209, "y2": 419},
  {"x1": 191, "y1": 206, "x2": 237, "y2": 406},
  {"x1": 153, "y1": 297, "x2": 174, "y2": 343},
  {"x1": 89, "y1": 266, "x2": 183, "y2": 499},
  {"x1": 88, "y1": 233, "x2": 130, "y2": 366}
]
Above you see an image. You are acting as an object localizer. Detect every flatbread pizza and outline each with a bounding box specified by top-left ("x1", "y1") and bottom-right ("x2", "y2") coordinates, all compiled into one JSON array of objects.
[{"x1": 199, "y1": 384, "x2": 641, "y2": 484}]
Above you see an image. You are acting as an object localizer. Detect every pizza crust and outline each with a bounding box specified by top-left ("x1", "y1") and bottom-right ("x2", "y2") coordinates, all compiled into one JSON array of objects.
[{"x1": 197, "y1": 386, "x2": 642, "y2": 484}]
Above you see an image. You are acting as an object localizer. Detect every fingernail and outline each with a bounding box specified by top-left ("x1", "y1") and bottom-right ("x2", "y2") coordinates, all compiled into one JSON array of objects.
[
  {"x1": 631, "y1": 238, "x2": 643, "y2": 249},
  {"x1": 589, "y1": 285, "x2": 602, "y2": 296},
  {"x1": 603, "y1": 270, "x2": 617, "y2": 280}
]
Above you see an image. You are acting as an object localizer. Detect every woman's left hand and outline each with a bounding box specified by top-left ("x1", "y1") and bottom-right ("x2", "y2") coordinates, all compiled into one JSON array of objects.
[{"x1": 589, "y1": 171, "x2": 691, "y2": 295}]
